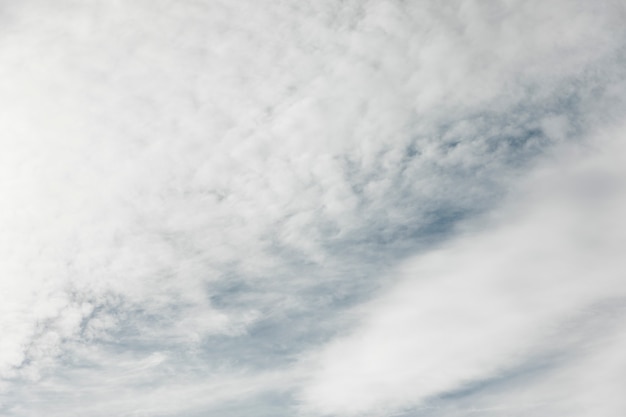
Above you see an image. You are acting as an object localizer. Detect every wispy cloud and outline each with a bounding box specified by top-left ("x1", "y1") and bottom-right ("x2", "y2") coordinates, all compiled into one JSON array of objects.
[
  {"x1": 0, "y1": 0, "x2": 625, "y2": 416},
  {"x1": 297, "y1": 120, "x2": 626, "y2": 416}
]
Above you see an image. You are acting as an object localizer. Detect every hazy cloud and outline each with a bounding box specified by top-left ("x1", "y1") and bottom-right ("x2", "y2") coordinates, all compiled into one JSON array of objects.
[
  {"x1": 0, "y1": 0, "x2": 625, "y2": 416},
  {"x1": 298, "y1": 121, "x2": 626, "y2": 416}
]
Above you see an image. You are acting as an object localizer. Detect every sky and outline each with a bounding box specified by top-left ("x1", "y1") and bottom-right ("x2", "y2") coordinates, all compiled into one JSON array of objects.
[{"x1": 0, "y1": 1, "x2": 625, "y2": 416}]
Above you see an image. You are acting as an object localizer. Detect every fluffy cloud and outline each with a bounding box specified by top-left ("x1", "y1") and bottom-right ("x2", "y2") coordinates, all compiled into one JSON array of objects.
[
  {"x1": 298, "y1": 122, "x2": 626, "y2": 416},
  {"x1": 0, "y1": 0, "x2": 624, "y2": 416}
]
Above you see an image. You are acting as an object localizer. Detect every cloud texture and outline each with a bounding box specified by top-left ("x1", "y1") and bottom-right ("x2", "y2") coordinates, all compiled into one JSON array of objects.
[
  {"x1": 0, "y1": 0, "x2": 625, "y2": 416},
  {"x1": 299, "y1": 121, "x2": 626, "y2": 416}
]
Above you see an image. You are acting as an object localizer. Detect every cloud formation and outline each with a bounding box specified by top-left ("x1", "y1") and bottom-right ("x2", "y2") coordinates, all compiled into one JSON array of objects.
[
  {"x1": 0, "y1": 0, "x2": 625, "y2": 416},
  {"x1": 298, "y1": 120, "x2": 626, "y2": 416}
]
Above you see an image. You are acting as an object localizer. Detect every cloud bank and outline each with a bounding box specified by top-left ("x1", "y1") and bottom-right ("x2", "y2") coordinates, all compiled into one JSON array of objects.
[{"x1": 0, "y1": 0, "x2": 625, "y2": 416}]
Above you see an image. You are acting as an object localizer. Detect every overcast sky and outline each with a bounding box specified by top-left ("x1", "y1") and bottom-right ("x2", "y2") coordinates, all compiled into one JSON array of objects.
[{"x1": 1, "y1": 1, "x2": 625, "y2": 416}]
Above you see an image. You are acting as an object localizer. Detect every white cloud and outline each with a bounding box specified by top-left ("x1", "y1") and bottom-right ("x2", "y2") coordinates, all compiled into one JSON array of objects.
[
  {"x1": 0, "y1": 0, "x2": 624, "y2": 415},
  {"x1": 297, "y1": 121, "x2": 626, "y2": 416}
]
